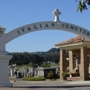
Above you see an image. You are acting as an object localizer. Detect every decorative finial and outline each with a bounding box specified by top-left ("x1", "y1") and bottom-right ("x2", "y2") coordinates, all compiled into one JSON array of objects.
[
  {"x1": 53, "y1": 9, "x2": 61, "y2": 22},
  {"x1": 0, "y1": 26, "x2": 6, "y2": 36}
]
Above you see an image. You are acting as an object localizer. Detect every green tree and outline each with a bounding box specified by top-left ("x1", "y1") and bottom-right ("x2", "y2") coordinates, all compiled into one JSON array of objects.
[
  {"x1": 30, "y1": 55, "x2": 44, "y2": 67},
  {"x1": 76, "y1": 0, "x2": 90, "y2": 12}
]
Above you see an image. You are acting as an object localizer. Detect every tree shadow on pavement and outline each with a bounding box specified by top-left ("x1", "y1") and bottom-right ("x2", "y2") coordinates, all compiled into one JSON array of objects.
[{"x1": 12, "y1": 85, "x2": 90, "y2": 89}]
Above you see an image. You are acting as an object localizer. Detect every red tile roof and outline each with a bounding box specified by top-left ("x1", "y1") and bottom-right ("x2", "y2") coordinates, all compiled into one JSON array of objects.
[{"x1": 55, "y1": 35, "x2": 90, "y2": 46}]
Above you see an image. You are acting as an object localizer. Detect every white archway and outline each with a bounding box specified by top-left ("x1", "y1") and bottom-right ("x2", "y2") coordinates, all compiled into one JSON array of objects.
[
  {"x1": 0, "y1": 9, "x2": 90, "y2": 86},
  {"x1": 5, "y1": 21, "x2": 90, "y2": 44},
  {"x1": 0, "y1": 21, "x2": 90, "y2": 53}
]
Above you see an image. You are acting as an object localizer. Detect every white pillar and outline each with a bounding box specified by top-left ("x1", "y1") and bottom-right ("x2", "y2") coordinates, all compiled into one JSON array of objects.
[
  {"x1": 0, "y1": 55, "x2": 12, "y2": 87},
  {"x1": 10, "y1": 68, "x2": 13, "y2": 77},
  {"x1": 75, "y1": 58, "x2": 78, "y2": 70}
]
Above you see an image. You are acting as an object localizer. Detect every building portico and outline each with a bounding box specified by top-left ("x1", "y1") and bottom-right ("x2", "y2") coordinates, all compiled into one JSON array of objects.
[{"x1": 55, "y1": 35, "x2": 90, "y2": 80}]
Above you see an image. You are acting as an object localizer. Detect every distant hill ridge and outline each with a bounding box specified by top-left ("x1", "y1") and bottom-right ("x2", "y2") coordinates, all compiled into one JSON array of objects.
[
  {"x1": 34, "y1": 48, "x2": 60, "y2": 54},
  {"x1": 46, "y1": 48, "x2": 60, "y2": 53}
]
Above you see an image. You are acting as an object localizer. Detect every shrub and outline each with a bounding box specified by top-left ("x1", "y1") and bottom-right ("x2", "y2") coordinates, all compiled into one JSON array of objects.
[
  {"x1": 62, "y1": 71, "x2": 69, "y2": 80},
  {"x1": 22, "y1": 76, "x2": 46, "y2": 81},
  {"x1": 47, "y1": 71, "x2": 54, "y2": 79}
]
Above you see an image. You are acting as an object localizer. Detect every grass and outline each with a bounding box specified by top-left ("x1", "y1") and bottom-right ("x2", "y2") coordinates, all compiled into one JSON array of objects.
[
  {"x1": 17, "y1": 64, "x2": 32, "y2": 68},
  {"x1": 22, "y1": 76, "x2": 46, "y2": 81}
]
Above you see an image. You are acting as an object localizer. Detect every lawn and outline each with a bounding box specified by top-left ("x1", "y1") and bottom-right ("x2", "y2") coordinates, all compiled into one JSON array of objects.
[{"x1": 22, "y1": 76, "x2": 46, "y2": 81}]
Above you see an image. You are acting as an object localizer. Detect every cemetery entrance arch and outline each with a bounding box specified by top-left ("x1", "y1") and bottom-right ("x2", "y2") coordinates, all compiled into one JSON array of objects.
[{"x1": 0, "y1": 9, "x2": 90, "y2": 86}]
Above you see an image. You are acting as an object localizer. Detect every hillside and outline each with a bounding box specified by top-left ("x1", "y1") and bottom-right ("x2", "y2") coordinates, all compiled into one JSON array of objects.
[
  {"x1": 33, "y1": 48, "x2": 60, "y2": 62},
  {"x1": 9, "y1": 48, "x2": 60, "y2": 65},
  {"x1": 47, "y1": 48, "x2": 60, "y2": 53},
  {"x1": 33, "y1": 48, "x2": 60, "y2": 55}
]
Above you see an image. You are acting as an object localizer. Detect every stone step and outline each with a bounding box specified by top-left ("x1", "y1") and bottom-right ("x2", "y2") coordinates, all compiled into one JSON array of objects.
[{"x1": 67, "y1": 77, "x2": 81, "y2": 81}]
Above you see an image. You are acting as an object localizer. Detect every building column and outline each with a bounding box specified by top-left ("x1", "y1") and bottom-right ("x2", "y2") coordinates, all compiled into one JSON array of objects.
[
  {"x1": 69, "y1": 50, "x2": 74, "y2": 73},
  {"x1": 60, "y1": 49, "x2": 66, "y2": 80},
  {"x1": 0, "y1": 54, "x2": 13, "y2": 87},
  {"x1": 80, "y1": 47, "x2": 89, "y2": 80}
]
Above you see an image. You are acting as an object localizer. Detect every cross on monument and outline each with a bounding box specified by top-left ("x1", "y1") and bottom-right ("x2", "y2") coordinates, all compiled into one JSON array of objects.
[{"x1": 53, "y1": 9, "x2": 61, "y2": 22}]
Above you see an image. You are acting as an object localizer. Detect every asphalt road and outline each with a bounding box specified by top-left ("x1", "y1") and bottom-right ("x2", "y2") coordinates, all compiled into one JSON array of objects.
[{"x1": 0, "y1": 80, "x2": 90, "y2": 90}]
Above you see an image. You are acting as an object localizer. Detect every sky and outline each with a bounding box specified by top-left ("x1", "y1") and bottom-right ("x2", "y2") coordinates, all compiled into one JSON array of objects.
[{"x1": 0, "y1": 0, "x2": 90, "y2": 52}]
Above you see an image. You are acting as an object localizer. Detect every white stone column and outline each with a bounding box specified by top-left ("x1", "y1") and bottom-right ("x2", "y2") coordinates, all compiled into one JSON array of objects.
[
  {"x1": 10, "y1": 68, "x2": 13, "y2": 77},
  {"x1": 75, "y1": 58, "x2": 78, "y2": 70},
  {"x1": 0, "y1": 25, "x2": 13, "y2": 86},
  {"x1": 0, "y1": 55, "x2": 12, "y2": 87}
]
